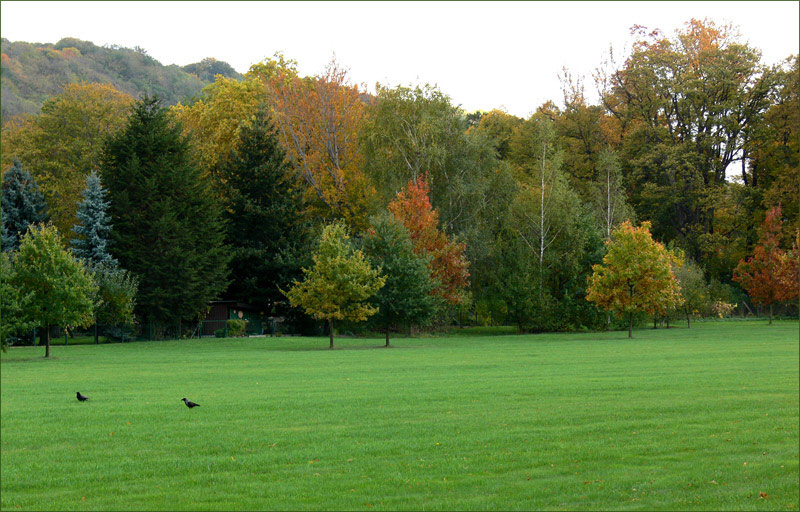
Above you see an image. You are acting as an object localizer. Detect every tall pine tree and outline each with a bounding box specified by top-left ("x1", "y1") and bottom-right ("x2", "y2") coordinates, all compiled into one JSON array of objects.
[
  {"x1": 101, "y1": 96, "x2": 229, "y2": 326},
  {"x1": 220, "y1": 103, "x2": 309, "y2": 313},
  {"x1": 1, "y1": 159, "x2": 48, "y2": 252},
  {"x1": 71, "y1": 170, "x2": 117, "y2": 266}
]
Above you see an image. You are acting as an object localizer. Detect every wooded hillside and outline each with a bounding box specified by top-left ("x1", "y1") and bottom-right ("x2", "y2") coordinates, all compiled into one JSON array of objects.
[{"x1": 0, "y1": 37, "x2": 240, "y2": 122}]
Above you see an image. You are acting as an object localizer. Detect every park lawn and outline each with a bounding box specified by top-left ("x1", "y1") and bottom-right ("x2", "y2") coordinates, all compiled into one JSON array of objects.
[{"x1": 1, "y1": 320, "x2": 797, "y2": 511}]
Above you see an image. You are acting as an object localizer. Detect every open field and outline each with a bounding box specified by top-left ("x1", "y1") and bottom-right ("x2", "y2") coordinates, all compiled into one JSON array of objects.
[{"x1": 1, "y1": 321, "x2": 798, "y2": 510}]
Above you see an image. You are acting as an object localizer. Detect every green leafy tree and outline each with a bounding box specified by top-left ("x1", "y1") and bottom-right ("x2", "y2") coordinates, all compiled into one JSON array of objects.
[
  {"x1": 363, "y1": 213, "x2": 440, "y2": 346},
  {"x1": 486, "y1": 227, "x2": 537, "y2": 332},
  {"x1": 9, "y1": 224, "x2": 97, "y2": 357},
  {"x1": 671, "y1": 249, "x2": 709, "y2": 327},
  {"x1": 748, "y1": 55, "x2": 799, "y2": 241},
  {"x1": 592, "y1": 149, "x2": 633, "y2": 239},
  {"x1": 219, "y1": 103, "x2": 309, "y2": 313},
  {"x1": 468, "y1": 109, "x2": 523, "y2": 160},
  {"x1": 101, "y1": 96, "x2": 229, "y2": 327},
  {"x1": 93, "y1": 262, "x2": 138, "y2": 335},
  {"x1": 0, "y1": 252, "x2": 34, "y2": 351},
  {"x1": 586, "y1": 221, "x2": 683, "y2": 338},
  {"x1": 361, "y1": 83, "x2": 497, "y2": 238},
  {"x1": 284, "y1": 222, "x2": 385, "y2": 349},
  {"x1": 509, "y1": 114, "x2": 581, "y2": 299},
  {"x1": 1, "y1": 159, "x2": 49, "y2": 252},
  {"x1": 598, "y1": 20, "x2": 778, "y2": 274},
  {"x1": 71, "y1": 170, "x2": 117, "y2": 266}
]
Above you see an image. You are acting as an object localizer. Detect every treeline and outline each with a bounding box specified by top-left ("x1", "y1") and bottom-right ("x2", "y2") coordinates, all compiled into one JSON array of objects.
[
  {"x1": 1, "y1": 19, "x2": 798, "y2": 348},
  {"x1": 0, "y1": 37, "x2": 240, "y2": 122}
]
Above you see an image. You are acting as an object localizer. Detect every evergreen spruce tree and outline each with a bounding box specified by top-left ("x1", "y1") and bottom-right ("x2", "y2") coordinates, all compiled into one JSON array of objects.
[
  {"x1": 71, "y1": 170, "x2": 117, "y2": 266},
  {"x1": 220, "y1": 103, "x2": 309, "y2": 313},
  {"x1": 1, "y1": 159, "x2": 48, "y2": 252},
  {"x1": 101, "y1": 96, "x2": 229, "y2": 327}
]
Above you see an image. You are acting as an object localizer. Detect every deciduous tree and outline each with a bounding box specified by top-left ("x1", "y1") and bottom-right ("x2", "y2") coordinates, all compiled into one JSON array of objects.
[
  {"x1": 267, "y1": 57, "x2": 376, "y2": 229},
  {"x1": 597, "y1": 19, "x2": 778, "y2": 272},
  {"x1": 172, "y1": 75, "x2": 264, "y2": 188},
  {"x1": 671, "y1": 249, "x2": 709, "y2": 328},
  {"x1": 363, "y1": 213, "x2": 440, "y2": 346},
  {"x1": 733, "y1": 206, "x2": 798, "y2": 324},
  {"x1": 9, "y1": 224, "x2": 96, "y2": 357},
  {"x1": 592, "y1": 149, "x2": 633, "y2": 239},
  {"x1": 586, "y1": 221, "x2": 683, "y2": 337},
  {"x1": 284, "y1": 222, "x2": 385, "y2": 348},
  {"x1": 0, "y1": 252, "x2": 34, "y2": 351},
  {"x1": 388, "y1": 176, "x2": 469, "y2": 306},
  {"x1": 0, "y1": 83, "x2": 133, "y2": 235}
]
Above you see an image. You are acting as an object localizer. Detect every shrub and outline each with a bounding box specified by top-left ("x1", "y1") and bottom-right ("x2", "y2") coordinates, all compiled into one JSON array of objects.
[
  {"x1": 227, "y1": 319, "x2": 248, "y2": 337},
  {"x1": 712, "y1": 301, "x2": 735, "y2": 318},
  {"x1": 214, "y1": 328, "x2": 226, "y2": 338}
]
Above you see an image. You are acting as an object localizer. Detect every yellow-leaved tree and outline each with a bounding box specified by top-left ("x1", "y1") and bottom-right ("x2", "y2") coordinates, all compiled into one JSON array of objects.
[
  {"x1": 267, "y1": 57, "x2": 377, "y2": 230},
  {"x1": 0, "y1": 83, "x2": 133, "y2": 236},
  {"x1": 586, "y1": 221, "x2": 683, "y2": 338},
  {"x1": 284, "y1": 222, "x2": 385, "y2": 349}
]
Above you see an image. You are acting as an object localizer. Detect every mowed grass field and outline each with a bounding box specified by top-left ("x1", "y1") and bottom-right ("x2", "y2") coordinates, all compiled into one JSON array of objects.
[{"x1": 1, "y1": 321, "x2": 798, "y2": 511}]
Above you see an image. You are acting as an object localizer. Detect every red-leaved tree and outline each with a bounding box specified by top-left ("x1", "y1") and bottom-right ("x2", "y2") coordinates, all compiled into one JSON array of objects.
[
  {"x1": 733, "y1": 206, "x2": 799, "y2": 324},
  {"x1": 388, "y1": 175, "x2": 469, "y2": 306}
]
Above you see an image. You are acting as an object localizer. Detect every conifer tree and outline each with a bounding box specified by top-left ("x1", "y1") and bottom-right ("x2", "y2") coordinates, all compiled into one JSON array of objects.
[
  {"x1": 101, "y1": 96, "x2": 229, "y2": 326},
  {"x1": 220, "y1": 103, "x2": 309, "y2": 313},
  {"x1": 71, "y1": 170, "x2": 117, "y2": 266},
  {"x1": 1, "y1": 159, "x2": 48, "y2": 252}
]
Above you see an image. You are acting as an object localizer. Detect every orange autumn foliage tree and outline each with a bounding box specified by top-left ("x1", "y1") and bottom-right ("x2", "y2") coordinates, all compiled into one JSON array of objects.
[
  {"x1": 733, "y1": 206, "x2": 799, "y2": 324},
  {"x1": 388, "y1": 175, "x2": 469, "y2": 306},
  {"x1": 266, "y1": 57, "x2": 376, "y2": 230}
]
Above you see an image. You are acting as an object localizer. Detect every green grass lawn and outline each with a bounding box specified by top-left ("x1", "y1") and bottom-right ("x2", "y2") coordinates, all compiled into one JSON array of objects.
[{"x1": 1, "y1": 320, "x2": 798, "y2": 510}]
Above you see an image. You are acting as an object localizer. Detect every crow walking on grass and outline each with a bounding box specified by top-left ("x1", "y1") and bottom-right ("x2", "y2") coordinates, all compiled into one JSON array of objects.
[
  {"x1": 76, "y1": 392, "x2": 89, "y2": 401},
  {"x1": 181, "y1": 398, "x2": 200, "y2": 408}
]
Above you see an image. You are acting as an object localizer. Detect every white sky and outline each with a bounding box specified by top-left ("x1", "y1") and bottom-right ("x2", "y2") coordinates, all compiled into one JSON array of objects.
[{"x1": 1, "y1": 1, "x2": 798, "y2": 118}]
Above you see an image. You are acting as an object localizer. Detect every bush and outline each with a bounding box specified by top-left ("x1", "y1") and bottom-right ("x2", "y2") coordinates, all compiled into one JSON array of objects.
[
  {"x1": 227, "y1": 319, "x2": 248, "y2": 337},
  {"x1": 712, "y1": 301, "x2": 735, "y2": 319},
  {"x1": 214, "y1": 328, "x2": 226, "y2": 338}
]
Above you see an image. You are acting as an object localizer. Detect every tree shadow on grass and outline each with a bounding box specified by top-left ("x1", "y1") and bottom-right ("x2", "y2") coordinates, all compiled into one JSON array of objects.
[{"x1": 0, "y1": 355, "x2": 61, "y2": 363}]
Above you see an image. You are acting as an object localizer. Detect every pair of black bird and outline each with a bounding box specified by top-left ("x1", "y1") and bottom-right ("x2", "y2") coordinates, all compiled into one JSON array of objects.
[{"x1": 76, "y1": 392, "x2": 200, "y2": 408}]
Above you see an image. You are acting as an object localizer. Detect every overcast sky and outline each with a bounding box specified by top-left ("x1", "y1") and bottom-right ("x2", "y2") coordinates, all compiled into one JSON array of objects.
[{"x1": 1, "y1": 1, "x2": 798, "y2": 117}]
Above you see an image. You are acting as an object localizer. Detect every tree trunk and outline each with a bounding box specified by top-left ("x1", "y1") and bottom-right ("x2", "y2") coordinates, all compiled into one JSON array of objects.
[
  {"x1": 94, "y1": 318, "x2": 99, "y2": 344},
  {"x1": 44, "y1": 323, "x2": 51, "y2": 358},
  {"x1": 686, "y1": 308, "x2": 691, "y2": 329},
  {"x1": 628, "y1": 313, "x2": 633, "y2": 338},
  {"x1": 329, "y1": 319, "x2": 334, "y2": 349},
  {"x1": 653, "y1": 316, "x2": 657, "y2": 329},
  {"x1": 385, "y1": 325, "x2": 390, "y2": 348},
  {"x1": 769, "y1": 304, "x2": 773, "y2": 325}
]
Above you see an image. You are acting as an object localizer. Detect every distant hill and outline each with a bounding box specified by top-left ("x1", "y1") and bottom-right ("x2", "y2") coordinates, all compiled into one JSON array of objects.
[{"x1": 0, "y1": 37, "x2": 241, "y2": 123}]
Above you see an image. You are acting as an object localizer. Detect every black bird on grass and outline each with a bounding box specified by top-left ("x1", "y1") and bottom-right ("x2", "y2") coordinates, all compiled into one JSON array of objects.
[
  {"x1": 181, "y1": 398, "x2": 200, "y2": 408},
  {"x1": 76, "y1": 392, "x2": 89, "y2": 401}
]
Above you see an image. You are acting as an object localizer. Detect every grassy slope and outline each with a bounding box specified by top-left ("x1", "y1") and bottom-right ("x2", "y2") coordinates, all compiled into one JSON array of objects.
[{"x1": 1, "y1": 321, "x2": 797, "y2": 511}]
